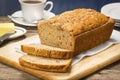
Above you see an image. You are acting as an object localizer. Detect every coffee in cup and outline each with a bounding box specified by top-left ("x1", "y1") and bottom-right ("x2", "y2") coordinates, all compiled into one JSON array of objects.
[{"x1": 19, "y1": 0, "x2": 53, "y2": 23}]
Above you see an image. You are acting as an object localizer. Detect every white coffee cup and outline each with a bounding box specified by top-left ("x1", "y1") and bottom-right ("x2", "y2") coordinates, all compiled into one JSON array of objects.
[{"x1": 19, "y1": 0, "x2": 53, "y2": 23}]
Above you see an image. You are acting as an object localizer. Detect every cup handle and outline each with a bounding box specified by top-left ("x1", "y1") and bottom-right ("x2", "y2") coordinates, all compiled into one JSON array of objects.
[{"x1": 45, "y1": 1, "x2": 53, "y2": 12}]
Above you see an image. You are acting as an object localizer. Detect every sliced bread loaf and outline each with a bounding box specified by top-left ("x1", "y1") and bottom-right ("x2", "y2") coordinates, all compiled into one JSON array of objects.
[
  {"x1": 21, "y1": 44, "x2": 73, "y2": 59},
  {"x1": 19, "y1": 55, "x2": 72, "y2": 72},
  {"x1": 37, "y1": 8, "x2": 114, "y2": 56}
]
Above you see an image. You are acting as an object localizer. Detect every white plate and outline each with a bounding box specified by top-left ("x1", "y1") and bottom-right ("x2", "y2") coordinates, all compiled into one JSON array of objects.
[
  {"x1": 101, "y1": 3, "x2": 120, "y2": 20},
  {"x1": 8, "y1": 26, "x2": 27, "y2": 39},
  {"x1": 10, "y1": 10, "x2": 55, "y2": 26}
]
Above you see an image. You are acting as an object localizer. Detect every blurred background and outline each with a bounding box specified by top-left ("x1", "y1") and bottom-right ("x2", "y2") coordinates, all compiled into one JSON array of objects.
[{"x1": 0, "y1": 0, "x2": 120, "y2": 16}]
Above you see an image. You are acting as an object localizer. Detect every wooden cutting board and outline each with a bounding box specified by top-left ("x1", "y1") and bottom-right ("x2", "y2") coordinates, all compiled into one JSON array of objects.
[{"x1": 0, "y1": 35, "x2": 120, "y2": 80}]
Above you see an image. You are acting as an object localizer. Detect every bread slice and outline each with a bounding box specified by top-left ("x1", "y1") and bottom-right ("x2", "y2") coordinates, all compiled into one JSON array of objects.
[
  {"x1": 21, "y1": 44, "x2": 73, "y2": 59},
  {"x1": 19, "y1": 55, "x2": 72, "y2": 72}
]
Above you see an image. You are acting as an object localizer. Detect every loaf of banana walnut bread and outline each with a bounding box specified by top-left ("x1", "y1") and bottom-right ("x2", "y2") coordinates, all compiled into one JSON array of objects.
[{"x1": 37, "y1": 8, "x2": 115, "y2": 56}]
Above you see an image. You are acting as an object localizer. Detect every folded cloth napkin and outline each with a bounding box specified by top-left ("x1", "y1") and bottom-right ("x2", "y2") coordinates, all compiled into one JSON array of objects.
[{"x1": 15, "y1": 30, "x2": 120, "y2": 65}]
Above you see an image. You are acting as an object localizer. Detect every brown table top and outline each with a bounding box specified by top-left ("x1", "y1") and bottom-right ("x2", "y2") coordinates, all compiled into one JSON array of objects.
[{"x1": 0, "y1": 17, "x2": 120, "y2": 80}]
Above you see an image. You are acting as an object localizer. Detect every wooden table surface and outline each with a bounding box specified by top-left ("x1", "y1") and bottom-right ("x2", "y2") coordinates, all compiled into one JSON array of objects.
[{"x1": 0, "y1": 17, "x2": 120, "y2": 80}]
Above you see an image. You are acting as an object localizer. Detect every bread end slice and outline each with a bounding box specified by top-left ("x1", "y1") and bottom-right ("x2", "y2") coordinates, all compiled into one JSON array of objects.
[{"x1": 19, "y1": 55, "x2": 72, "y2": 73}]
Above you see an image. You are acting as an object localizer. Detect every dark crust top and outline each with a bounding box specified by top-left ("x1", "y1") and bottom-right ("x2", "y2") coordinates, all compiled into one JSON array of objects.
[{"x1": 38, "y1": 8, "x2": 109, "y2": 36}]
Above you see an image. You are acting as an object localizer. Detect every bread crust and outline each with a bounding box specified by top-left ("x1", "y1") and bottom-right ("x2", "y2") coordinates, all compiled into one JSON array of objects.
[
  {"x1": 19, "y1": 55, "x2": 72, "y2": 73},
  {"x1": 74, "y1": 18, "x2": 114, "y2": 55},
  {"x1": 38, "y1": 8, "x2": 109, "y2": 36}
]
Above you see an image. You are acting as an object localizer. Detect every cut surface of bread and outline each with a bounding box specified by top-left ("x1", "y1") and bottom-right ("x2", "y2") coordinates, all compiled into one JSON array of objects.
[
  {"x1": 37, "y1": 8, "x2": 114, "y2": 56},
  {"x1": 19, "y1": 55, "x2": 72, "y2": 72},
  {"x1": 21, "y1": 44, "x2": 73, "y2": 59}
]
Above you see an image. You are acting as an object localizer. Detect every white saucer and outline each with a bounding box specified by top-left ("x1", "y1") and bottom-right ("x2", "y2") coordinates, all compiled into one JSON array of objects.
[
  {"x1": 9, "y1": 26, "x2": 27, "y2": 39},
  {"x1": 10, "y1": 10, "x2": 55, "y2": 26},
  {"x1": 101, "y1": 3, "x2": 120, "y2": 20}
]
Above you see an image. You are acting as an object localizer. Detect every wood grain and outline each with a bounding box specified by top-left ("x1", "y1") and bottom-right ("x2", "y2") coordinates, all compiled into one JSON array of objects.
[{"x1": 0, "y1": 35, "x2": 120, "y2": 80}]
